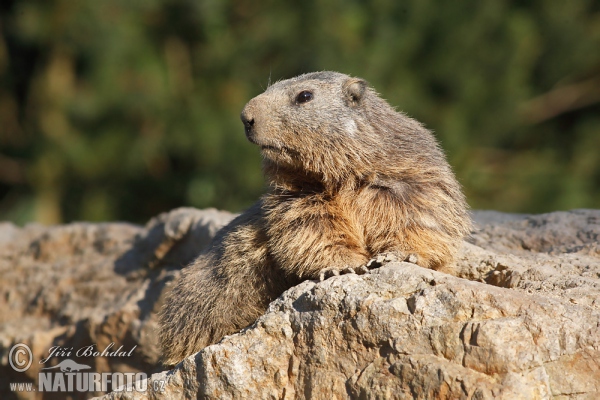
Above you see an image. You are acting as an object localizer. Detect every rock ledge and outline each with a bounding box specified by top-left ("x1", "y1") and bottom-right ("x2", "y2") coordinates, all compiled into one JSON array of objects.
[{"x1": 0, "y1": 209, "x2": 598, "y2": 399}]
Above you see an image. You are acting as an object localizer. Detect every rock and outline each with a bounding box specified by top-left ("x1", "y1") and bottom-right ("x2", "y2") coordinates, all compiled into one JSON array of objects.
[
  {"x1": 1, "y1": 208, "x2": 599, "y2": 399},
  {"x1": 0, "y1": 208, "x2": 233, "y2": 399},
  {"x1": 102, "y1": 264, "x2": 600, "y2": 399},
  {"x1": 459, "y1": 210, "x2": 600, "y2": 308}
]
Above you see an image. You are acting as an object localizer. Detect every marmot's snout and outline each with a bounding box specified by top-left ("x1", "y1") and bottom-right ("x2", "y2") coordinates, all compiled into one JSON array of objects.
[{"x1": 240, "y1": 109, "x2": 255, "y2": 142}]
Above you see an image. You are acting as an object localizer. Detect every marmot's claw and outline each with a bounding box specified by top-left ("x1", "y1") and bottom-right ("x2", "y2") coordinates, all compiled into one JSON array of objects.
[
  {"x1": 355, "y1": 265, "x2": 370, "y2": 275},
  {"x1": 319, "y1": 265, "x2": 366, "y2": 281},
  {"x1": 319, "y1": 268, "x2": 340, "y2": 281},
  {"x1": 340, "y1": 267, "x2": 355, "y2": 275},
  {"x1": 364, "y1": 252, "x2": 397, "y2": 270},
  {"x1": 405, "y1": 253, "x2": 419, "y2": 264},
  {"x1": 363, "y1": 252, "x2": 419, "y2": 271}
]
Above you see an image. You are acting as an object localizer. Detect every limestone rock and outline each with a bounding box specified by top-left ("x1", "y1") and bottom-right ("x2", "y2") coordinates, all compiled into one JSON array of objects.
[
  {"x1": 101, "y1": 209, "x2": 600, "y2": 400},
  {"x1": 102, "y1": 261, "x2": 600, "y2": 399},
  {"x1": 0, "y1": 208, "x2": 233, "y2": 399},
  {"x1": 459, "y1": 210, "x2": 600, "y2": 308},
  {"x1": 1, "y1": 208, "x2": 599, "y2": 399}
]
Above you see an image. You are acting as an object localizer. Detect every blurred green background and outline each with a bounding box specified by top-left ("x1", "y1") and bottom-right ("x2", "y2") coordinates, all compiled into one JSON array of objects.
[{"x1": 1, "y1": 0, "x2": 599, "y2": 225}]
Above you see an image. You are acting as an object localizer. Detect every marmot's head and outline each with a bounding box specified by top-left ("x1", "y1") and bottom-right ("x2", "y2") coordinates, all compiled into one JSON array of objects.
[{"x1": 241, "y1": 71, "x2": 440, "y2": 188}]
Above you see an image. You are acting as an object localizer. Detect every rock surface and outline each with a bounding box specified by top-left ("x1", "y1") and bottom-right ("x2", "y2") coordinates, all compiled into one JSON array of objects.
[
  {"x1": 0, "y1": 208, "x2": 233, "y2": 399},
  {"x1": 1, "y1": 208, "x2": 599, "y2": 399}
]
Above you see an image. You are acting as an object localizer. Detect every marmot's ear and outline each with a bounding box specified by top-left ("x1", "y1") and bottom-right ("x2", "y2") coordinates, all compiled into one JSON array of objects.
[{"x1": 343, "y1": 78, "x2": 367, "y2": 107}]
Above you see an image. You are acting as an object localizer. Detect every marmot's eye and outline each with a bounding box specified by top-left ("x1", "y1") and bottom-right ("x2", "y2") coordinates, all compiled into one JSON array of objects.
[{"x1": 296, "y1": 90, "x2": 313, "y2": 104}]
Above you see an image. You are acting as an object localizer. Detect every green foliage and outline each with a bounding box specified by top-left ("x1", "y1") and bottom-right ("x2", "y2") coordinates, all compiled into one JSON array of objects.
[{"x1": 1, "y1": 0, "x2": 599, "y2": 224}]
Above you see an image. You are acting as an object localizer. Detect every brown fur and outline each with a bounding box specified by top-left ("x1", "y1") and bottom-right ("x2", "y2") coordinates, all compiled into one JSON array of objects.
[{"x1": 158, "y1": 71, "x2": 472, "y2": 365}]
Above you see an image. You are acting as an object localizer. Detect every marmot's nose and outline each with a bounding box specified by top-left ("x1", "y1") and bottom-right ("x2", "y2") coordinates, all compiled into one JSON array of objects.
[{"x1": 240, "y1": 111, "x2": 255, "y2": 139}]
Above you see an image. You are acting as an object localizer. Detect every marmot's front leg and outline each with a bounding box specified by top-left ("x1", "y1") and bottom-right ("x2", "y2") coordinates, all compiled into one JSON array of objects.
[
  {"x1": 266, "y1": 198, "x2": 370, "y2": 280},
  {"x1": 159, "y1": 202, "x2": 285, "y2": 366}
]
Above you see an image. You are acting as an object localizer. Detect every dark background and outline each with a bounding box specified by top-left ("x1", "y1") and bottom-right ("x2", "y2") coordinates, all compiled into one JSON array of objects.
[{"x1": 1, "y1": 0, "x2": 599, "y2": 225}]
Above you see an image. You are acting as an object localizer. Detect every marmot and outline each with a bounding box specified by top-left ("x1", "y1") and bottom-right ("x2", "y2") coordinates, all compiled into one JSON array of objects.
[{"x1": 159, "y1": 71, "x2": 472, "y2": 365}]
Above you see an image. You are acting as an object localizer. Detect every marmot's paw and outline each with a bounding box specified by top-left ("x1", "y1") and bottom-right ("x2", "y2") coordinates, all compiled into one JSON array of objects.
[
  {"x1": 364, "y1": 252, "x2": 419, "y2": 270},
  {"x1": 318, "y1": 265, "x2": 370, "y2": 281}
]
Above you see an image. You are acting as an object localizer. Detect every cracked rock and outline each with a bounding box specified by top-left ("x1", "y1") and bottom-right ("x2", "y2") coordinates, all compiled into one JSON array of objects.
[{"x1": 1, "y1": 209, "x2": 599, "y2": 399}]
